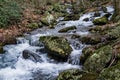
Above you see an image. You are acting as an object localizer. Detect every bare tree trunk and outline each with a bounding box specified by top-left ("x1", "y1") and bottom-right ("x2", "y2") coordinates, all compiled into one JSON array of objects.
[{"x1": 112, "y1": 0, "x2": 120, "y2": 22}]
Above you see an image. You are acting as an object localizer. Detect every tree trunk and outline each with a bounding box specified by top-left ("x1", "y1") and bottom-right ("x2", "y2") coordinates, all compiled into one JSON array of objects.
[{"x1": 111, "y1": 0, "x2": 120, "y2": 22}]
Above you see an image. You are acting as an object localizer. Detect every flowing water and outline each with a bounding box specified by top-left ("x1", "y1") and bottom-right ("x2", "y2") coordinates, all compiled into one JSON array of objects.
[{"x1": 0, "y1": 6, "x2": 114, "y2": 80}]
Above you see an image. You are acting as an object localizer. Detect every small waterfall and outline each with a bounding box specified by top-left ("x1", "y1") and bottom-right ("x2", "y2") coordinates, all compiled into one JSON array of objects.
[{"x1": 0, "y1": 6, "x2": 114, "y2": 80}]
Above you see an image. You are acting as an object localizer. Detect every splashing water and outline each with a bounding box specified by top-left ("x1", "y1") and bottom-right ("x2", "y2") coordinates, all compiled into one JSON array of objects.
[{"x1": 0, "y1": 6, "x2": 114, "y2": 80}]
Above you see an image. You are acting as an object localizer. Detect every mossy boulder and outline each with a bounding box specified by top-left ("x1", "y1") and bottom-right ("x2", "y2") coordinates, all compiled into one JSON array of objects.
[
  {"x1": 40, "y1": 13, "x2": 56, "y2": 28},
  {"x1": 97, "y1": 61, "x2": 120, "y2": 80},
  {"x1": 80, "y1": 46, "x2": 95, "y2": 64},
  {"x1": 89, "y1": 26, "x2": 103, "y2": 33},
  {"x1": 83, "y1": 45, "x2": 112, "y2": 73},
  {"x1": 58, "y1": 26, "x2": 76, "y2": 33},
  {"x1": 81, "y1": 35, "x2": 101, "y2": 45},
  {"x1": 93, "y1": 16, "x2": 108, "y2": 25},
  {"x1": 39, "y1": 36, "x2": 72, "y2": 61},
  {"x1": 105, "y1": 25, "x2": 120, "y2": 40},
  {"x1": 57, "y1": 69, "x2": 98, "y2": 80}
]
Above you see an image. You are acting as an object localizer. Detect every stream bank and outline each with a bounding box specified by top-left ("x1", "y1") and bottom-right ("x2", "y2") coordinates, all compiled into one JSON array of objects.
[{"x1": 0, "y1": 2, "x2": 120, "y2": 80}]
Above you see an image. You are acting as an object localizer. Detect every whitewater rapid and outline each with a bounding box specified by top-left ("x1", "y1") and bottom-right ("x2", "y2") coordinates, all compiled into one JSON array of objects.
[{"x1": 0, "y1": 6, "x2": 114, "y2": 80}]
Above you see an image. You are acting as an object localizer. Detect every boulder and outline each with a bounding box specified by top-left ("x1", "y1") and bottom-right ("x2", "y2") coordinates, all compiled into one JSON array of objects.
[
  {"x1": 57, "y1": 69, "x2": 98, "y2": 80},
  {"x1": 94, "y1": 12, "x2": 101, "y2": 17},
  {"x1": 81, "y1": 34, "x2": 101, "y2": 45},
  {"x1": 80, "y1": 46, "x2": 95, "y2": 64},
  {"x1": 97, "y1": 61, "x2": 120, "y2": 80},
  {"x1": 22, "y1": 50, "x2": 43, "y2": 62},
  {"x1": 93, "y1": 16, "x2": 108, "y2": 25},
  {"x1": 71, "y1": 34, "x2": 81, "y2": 39},
  {"x1": 101, "y1": 6, "x2": 107, "y2": 13},
  {"x1": 64, "y1": 14, "x2": 80, "y2": 21},
  {"x1": 83, "y1": 45, "x2": 112, "y2": 73},
  {"x1": 105, "y1": 24, "x2": 120, "y2": 40},
  {"x1": 104, "y1": 13, "x2": 112, "y2": 18},
  {"x1": 83, "y1": 18, "x2": 89, "y2": 22},
  {"x1": 39, "y1": 36, "x2": 72, "y2": 61},
  {"x1": 58, "y1": 26, "x2": 76, "y2": 33},
  {"x1": 40, "y1": 13, "x2": 56, "y2": 28}
]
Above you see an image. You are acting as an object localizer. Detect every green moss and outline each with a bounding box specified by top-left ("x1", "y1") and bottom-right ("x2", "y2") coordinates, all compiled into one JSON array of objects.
[
  {"x1": 27, "y1": 22, "x2": 40, "y2": 29},
  {"x1": 53, "y1": 3, "x2": 66, "y2": 13},
  {"x1": 64, "y1": 14, "x2": 80, "y2": 21},
  {"x1": 97, "y1": 61, "x2": 120, "y2": 80},
  {"x1": 39, "y1": 36, "x2": 72, "y2": 61},
  {"x1": 89, "y1": 26, "x2": 104, "y2": 33},
  {"x1": 93, "y1": 16, "x2": 108, "y2": 25},
  {"x1": 58, "y1": 26, "x2": 76, "y2": 33},
  {"x1": 105, "y1": 25, "x2": 120, "y2": 40},
  {"x1": 80, "y1": 46, "x2": 95, "y2": 64},
  {"x1": 83, "y1": 45, "x2": 112, "y2": 73},
  {"x1": 40, "y1": 13, "x2": 56, "y2": 28},
  {"x1": 57, "y1": 69, "x2": 98, "y2": 80}
]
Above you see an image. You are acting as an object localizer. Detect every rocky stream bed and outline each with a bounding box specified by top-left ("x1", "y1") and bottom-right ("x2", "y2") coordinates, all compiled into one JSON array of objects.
[{"x1": 0, "y1": 5, "x2": 119, "y2": 80}]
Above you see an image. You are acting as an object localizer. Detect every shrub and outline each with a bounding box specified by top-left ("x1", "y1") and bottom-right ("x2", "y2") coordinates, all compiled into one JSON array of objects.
[{"x1": 0, "y1": 0, "x2": 22, "y2": 28}]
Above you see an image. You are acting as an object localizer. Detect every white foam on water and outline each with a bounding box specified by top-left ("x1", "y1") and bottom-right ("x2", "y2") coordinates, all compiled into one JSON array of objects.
[
  {"x1": 106, "y1": 6, "x2": 114, "y2": 13},
  {"x1": 0, "y1": 67, "x2": 32, "y2": 80},
  {"x1": 0, "y1": 6, "x2": 114, "y2": 80},
  {"x1": 0, "y1": 57, "x2": 80, "y2": 80}
]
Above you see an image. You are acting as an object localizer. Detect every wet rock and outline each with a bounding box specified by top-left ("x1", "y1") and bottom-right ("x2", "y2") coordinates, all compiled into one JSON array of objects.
[
  {"x1": 104, "y1": 13, "x2": 112, "y2": 18},
  {"x1": 0, "y1": 43, "x2": 4, "y2": 54},
  {"x1": 71, "y1": 34, "x2": 81, "y2": 39},
  {"x1": 81, "y1": 34, "x2": 101, "y2": 45},
  {"x1": 93, "y1": 16, "x2": 108, "y2": 25},
  {"x1": 57, "y1": 69, "x2": 98, "y2": 80},
  {"x1": 64, "y1": 14, "x2": 80, "y2": 21},
  {"x1": 83, "y1": 45, "x2": 112, "y2": 73},
  {"x1": 94, "y1": 12, "x2": 101, "y2": 17},
  {"x1": 89, "y1": 26, "x2": 103, "y2": 33},
  {"x1": 39, "y1": 36, "x2": 72, "y2": 61},
  {"x1": 0, "y1": 46, "x2": 4, "y2": 54},
  {"x1": 58, "y1": 26, "x2": 76, "y2": 33},
  {"x1": 101, "y1": 6, "x2": 107, "y2": 13},
  {"x1": 83, "y1": 18, "x2": 89, "y2": 22},
  {"x1": 22, "y1": 50, "x2": 43, "y2": 62},
  {"x1": 80, "y1": 46, "x2": 95, "y2": 64},
  {"x1": 97, "y1": 61, "x2": 120, "y2": 80}
]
